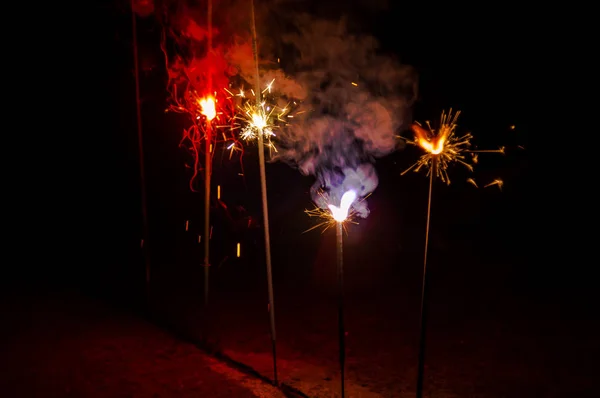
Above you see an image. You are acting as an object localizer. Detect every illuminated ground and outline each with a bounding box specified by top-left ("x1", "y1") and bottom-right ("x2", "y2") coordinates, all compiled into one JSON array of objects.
[
  {"x1": 0, "y1": 289, "x2": 284, "y2": 398},
  {"x1": 148, "y1": 227, "x2": 598, "y2": 398}
]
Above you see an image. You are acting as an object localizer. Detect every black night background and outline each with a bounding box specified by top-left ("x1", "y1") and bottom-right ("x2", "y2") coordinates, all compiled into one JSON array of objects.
[{"x1": 2, "y1": 1, "x2": 594, "y2": 398}]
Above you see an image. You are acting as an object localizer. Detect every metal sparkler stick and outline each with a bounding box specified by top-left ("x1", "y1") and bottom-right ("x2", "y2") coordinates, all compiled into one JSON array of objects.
[
  {"x1": 203, "y1": 127, "x2": 211, "y2": 309},
  {"x1": 250, "y1": 0, "x2": 279, "y2": 385},
  {"x1": 336, "y1": 221, "x2": 346, "y2": 398},
  {"x1": 306, "y1": 190, "x2": 356, "y2": 397},
  {"x1": 203, "y1": 0, "x2": 213, "y2": 309},
  {"x1": 400, "y1": 110, "x2": 504, "y2": 398},
  {"x1": 131, "y1": 0, "x2": 151, "y2": 304},
  {"x1": 416, "y1": 157, "x2": 436, "y2": 398}
]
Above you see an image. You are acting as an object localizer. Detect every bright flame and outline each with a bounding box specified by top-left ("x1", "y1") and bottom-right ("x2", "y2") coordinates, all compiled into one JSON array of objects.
[
  {"x1": 199, "y1": 96, "x2": 216, "y2": 121},
  {"x1": 401, "y1": 109, "x2": 504, "y2": 185},
  {"x1": 237, "y1": 243, "x2": 241, "y2": 257},
  {"x1": 252, "y1": 112, "x2": 267, "y2": 130},
  {"x1": 227, "y1": 80, "x2": 299, "y2": 158},
  {"x1": 305, "y1": 191, "x2": 370, "y2": 233},
  {"x1": 413, "y1": 123, "x2": 447, "y2": 155},
  {"x1": 328, "y1": 190, "x2": 357, "y2": 222}
]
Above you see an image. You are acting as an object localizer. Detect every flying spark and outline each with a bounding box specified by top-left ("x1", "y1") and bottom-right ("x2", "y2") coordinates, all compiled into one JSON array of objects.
[{"x1": 484, "y1": 179, "x2": 504, "y2": 190}]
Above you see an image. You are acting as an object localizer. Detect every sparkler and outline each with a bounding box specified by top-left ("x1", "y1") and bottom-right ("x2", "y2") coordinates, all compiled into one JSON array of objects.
[
  {"x1": 202, "y1": 0, "x2": 214, "y2": 309},
  {"x1": 250, "y1": 0, "x2": 278, "y2": 385},
  {"x1": 168, "y1": 89, "x2": 243, "y2": 309},
  {"x1": 400, "y1": 109, "x2": 505, "y2": 185},
  {"x1": 305, "y1": 190, "x2": 358, "y2": 398},
  {"x1": 202, "y1": 93, "x2": 214, "y2": 308},
  {"x1": 163, "y1": 0, "x2": 246, "y2": 309},
  {"x1": 225, "y1": 79, "x2": 291, "y2": 158},
  {"x1": 304, "y1": 191, "x2": 361, "y2": 234},
  {"x1": 401, "y1": 109, "x2": 504, "y2": 398}
]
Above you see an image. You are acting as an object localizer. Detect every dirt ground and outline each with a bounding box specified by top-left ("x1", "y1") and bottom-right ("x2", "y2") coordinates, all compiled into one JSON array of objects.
[
  {"x1": 147, "y1": 243, "x2": 600, "y2": 398},
  {"x1": 0, "y1": 289, "x2": 285, "y2": 398}
]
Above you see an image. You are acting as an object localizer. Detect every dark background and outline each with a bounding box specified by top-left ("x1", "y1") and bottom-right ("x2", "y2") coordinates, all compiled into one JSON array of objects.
[{"x1": 13, "y1": 0, "x2": 535, "y2": 308}]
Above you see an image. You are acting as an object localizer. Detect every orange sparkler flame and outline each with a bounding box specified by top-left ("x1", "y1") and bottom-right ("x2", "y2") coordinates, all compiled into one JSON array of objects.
[
  {"x1": 412, "y1": 124, "x2": 446, "y2": 155},
  {"x1": 199, "y1": 96, "x2": 216, "y2": 121},
  {"x1": 401, "y1": 109, "x2": 504, "y2": 185}
]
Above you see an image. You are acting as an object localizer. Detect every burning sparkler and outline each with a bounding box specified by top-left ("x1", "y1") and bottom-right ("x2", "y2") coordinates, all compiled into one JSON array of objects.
[
  {"x1": 167, "y1": 88, "x2": 244, "y2": 190},
  {"x1": 304, "y1": 189, "x2": 359, "y2": 398},
  {"x1": 160, "y1": 0, "x2": 247, "y2": 310},
  {"x1": 245, "y1": 0, "x2": 279, "y2": 384},
  {"x1": 304, "y1": 190, "x2": 362, "y2": 233},
  {"x1": 332, "y1": 190, "x2": 356, "y2": 398},
  {"x1": 402, "y1": 109, "x2": 505, "y2": 398},
  {"x1": 225, "y1": 79, "x2": 294, "y2": 157},
  {"x1": 400, "y1": 109, "x2": 505, "y2": 185}
]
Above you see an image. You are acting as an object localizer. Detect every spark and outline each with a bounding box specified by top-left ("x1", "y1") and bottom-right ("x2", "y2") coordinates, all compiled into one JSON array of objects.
[
  {"x1": 230, "y1": 80, "x2": 299, "y2": 157},
  {"x1": 484, "y1": 179, "x2": 504, "y2": 190},
  {"x1": 466, "y1": 178, "x2": 478, "y2": 188},
  {"x1": 304, "y1": 190, "x2": 365, "y2": 233},
  {"x1": 401, "y1": 109, "x2": 504, "y2": 185},
  {"x1": 239, "y1": 100, "x2": 277, "y2": 140},
  {"x1": 167, "y1": 86, "x2": 245, "y2": 189},
  {"x1": 237, "y1": 243, "x2": 241, "y2": 257}
]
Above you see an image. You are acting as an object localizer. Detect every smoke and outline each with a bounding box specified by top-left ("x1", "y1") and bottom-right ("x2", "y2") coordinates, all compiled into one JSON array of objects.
[
  {"x1": 253, "y1": 14, "x2": 416, "y2": 218},
  {"x1": 160, "y1": 2, "x2": 417, "y2": 218}
]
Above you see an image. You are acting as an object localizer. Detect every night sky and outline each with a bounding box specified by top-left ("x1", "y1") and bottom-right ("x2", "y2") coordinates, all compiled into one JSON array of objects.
[
  {"x1": 9, "y1": 5, "x2": 600, "y2": 397},
  {"x1": 19, "y1": 0, "x2": 532, "y2": 302}
]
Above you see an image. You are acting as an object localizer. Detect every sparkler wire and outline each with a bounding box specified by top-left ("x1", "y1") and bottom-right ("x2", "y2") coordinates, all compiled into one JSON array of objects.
[
  {"x1": 416, "y1": 157, "x2": 435, "y2": 398},
  {"x1": 131, "y1": 0, "x2": 151, "y2": 304},
  {"x1": 203, "y1": 0, "x2": 213, "y2": 309},
  {"x1": 336, "y1": 221, "x2": 346, "y2": 398},
  {"x1": 250, "y1": 0, "x2": 279, "y2": 385}
]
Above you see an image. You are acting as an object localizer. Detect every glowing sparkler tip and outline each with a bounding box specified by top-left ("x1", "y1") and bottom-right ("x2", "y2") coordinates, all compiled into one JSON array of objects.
[
  {"x1": 199, "y1": 96, "x2": 216, "y2": 121},
  {"x1": 328, "y1": 190, "x2": 357, "y2": 222}
]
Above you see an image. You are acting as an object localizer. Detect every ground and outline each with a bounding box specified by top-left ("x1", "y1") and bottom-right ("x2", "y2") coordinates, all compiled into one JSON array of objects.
[
  {"x1": 2, "y1": 211, "x2": 597, "y2": 397},
  {"x1": 148, "y1": 231, "x2": 600, "y2": 398},
  {"x1": 0, "y1": 289, "x2": 284, "y2": 398}
]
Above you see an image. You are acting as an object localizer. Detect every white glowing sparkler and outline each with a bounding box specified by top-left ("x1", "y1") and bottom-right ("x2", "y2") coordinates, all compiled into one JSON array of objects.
[{"x1": 328, "y1": 190, "x2": 357, "y2": 222}]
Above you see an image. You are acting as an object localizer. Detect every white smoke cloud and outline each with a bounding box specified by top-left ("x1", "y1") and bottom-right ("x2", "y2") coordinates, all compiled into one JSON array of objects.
[
  {"x1": 269, "y1": 15, "x2": 417, "y2": 217},
  {"x1": 160, "y1": 2, "x2": 417, "y2": 217}
]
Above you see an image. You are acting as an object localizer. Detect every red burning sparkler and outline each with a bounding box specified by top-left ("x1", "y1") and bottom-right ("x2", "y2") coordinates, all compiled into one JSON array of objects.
[{"x1": 163, "y1": 50, "x2": 244, "y2": 190}]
